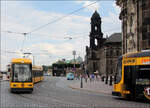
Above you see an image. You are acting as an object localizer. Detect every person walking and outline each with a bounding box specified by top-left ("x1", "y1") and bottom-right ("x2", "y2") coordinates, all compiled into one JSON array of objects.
[
  {"x1": 91, "y1": 74, "x2": 95, "y2": 82},
  {"x1": 90, "y1": 74, "x2": 92, "y2": 82},
  {"x1": 85, "y1": 74, "x2": 88, "y2": 83}
]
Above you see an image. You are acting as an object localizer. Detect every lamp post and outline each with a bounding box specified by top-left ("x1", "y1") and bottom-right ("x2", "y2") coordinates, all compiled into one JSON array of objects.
[
  {"x1": 33, "y1": 55, "x2": 35, "y2": 66},
  {"x1": 72, "y1": 50, "x2": 76, "y2": 73}
]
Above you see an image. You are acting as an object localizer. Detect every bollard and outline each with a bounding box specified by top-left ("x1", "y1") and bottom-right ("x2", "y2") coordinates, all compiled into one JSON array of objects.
[
  {"x1": 109, "y1": 76, "x2": 112, "y2": 86},
  {"x1": 105, "y1": 76, "x2": 108, "y2": 84},
  {"x1": 101, "y1": 76, "x2": 104, "y2": 82},
  {"x1": 81, "y1": 77, "x2": 83, "y2": 88}
]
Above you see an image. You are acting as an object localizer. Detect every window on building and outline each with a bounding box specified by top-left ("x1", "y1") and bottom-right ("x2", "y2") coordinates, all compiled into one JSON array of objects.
[
  {"x1": 95, "y1": 26, "x2": 97, "y2": 31},
  {"x1": 110, "y1": 60, "x2": 112, "y2": 65},
  {"x1": 116, "y1": 50, "x2": 119, "y2": 56},
  {"x1": 95, "y1": 39, "x2": 98, "y2": 46},
  {"x1": 110, "y1": 49, "x2": 113, "y2": 56}
]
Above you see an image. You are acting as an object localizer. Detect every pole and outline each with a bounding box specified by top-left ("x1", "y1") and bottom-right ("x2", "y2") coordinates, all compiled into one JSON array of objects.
[
  {"x1": 33, "y1": 56, "x2": 35, "y2": 66},
  {"x1": 72, "y1": 50, "x2": 76, "y2": 73},
  {"x1": 80, "y1": 75, "x2": 83, "y2": 88},
  {"x1": 74, "y1": 54, "x2": 75, "y2": 71}
]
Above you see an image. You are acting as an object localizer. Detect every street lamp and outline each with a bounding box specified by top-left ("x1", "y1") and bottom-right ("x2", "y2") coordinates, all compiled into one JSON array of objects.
[
  {"x1": 72, "y1": 50, "x2": 76, "y2": 73},
  {"x1": 23, "y1": 52, "x2": 32, "y2": 58}
]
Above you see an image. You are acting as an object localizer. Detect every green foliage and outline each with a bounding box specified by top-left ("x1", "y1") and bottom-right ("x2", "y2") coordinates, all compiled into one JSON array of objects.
[{"x1": 42, "y1": 65, "x2": 52, "y2": 71}]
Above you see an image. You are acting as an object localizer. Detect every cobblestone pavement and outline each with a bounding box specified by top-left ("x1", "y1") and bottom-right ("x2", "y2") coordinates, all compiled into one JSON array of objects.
[
  {"x1": 69, "y1": 78, "x2": 112, "y2": 94},
  {"x1": 0, "y1": 77, "x2": 149, "y2": 108}
]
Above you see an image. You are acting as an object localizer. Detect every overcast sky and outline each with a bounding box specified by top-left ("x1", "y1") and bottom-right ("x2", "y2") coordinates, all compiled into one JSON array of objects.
[{"x1": 1, "y1": 0, "x2": 121, "y2": 71}]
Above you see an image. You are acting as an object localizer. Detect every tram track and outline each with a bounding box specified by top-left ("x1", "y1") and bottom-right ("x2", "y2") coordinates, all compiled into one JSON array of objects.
[
  {"x1": 1, "y1": 77, "x2": 149, "y2": 108},
  {"x1": 16, "y1": 78, "x2": 87, "y2": 108}
]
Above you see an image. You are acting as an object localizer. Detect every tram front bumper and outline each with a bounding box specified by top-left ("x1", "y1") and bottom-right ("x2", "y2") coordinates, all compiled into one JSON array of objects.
[
  {"x1": 112, "y1": 91, "x2": 122, "y2": 97},
  {"x1": 11, "y1": 88, "x2": 33, "y2": 92}
]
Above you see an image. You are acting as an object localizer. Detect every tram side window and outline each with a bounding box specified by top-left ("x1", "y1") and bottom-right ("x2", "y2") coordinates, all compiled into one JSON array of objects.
[
  {"x1": 32, "y1": 71, "x2": 34, "y2": 77},
  {"x1": 136, "y1": 65, "x2": 150, "y2": 85},
  {"x1": 36, "y1": 71, "x2": 39, "y2": 77},
  {"x1": 34, "y1": 71, "x2": 37, "y2": 77},
  {"x1": 40, "y1": 71, "x2": 41, "y2": 77}
]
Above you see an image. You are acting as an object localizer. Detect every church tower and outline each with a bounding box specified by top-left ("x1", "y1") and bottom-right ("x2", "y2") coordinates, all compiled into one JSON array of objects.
[{"x1": 90, "y1": 10, "x2": 103, "y2": 50}]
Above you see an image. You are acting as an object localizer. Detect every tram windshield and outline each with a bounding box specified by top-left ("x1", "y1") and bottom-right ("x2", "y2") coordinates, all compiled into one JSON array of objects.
[{"x1": 13, "y1": 64, "x2": 32, "y2": 82}]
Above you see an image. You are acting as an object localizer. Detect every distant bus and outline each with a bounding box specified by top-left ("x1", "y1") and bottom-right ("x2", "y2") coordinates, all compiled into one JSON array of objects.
[
  {"x1": 112, "y1": 51, "x2": 150, "y2": 100},
  {"x1": 52, "y1": 63, "x2": 81, "y2": 76}
]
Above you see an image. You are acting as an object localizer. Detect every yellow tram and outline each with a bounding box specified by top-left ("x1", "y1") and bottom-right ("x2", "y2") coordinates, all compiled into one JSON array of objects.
[
  {"x1": 10, "y1": 58, "x2": 43, "y2": 93},
  {"x1": 32, "y1": 65, "x2": 44, "y2": 83},
  {"x1": 112, "y1": 51, "x2": 150, "y2": 100}
]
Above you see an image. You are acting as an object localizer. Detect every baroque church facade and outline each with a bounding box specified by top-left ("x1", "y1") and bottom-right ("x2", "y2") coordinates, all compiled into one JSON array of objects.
[
  {"x1": 85, "y1": 11, "x2": 106, "y2": 75},
  {"x1": 85, "y1": 11, "x2": 122, "y2": 77},
  {"x1": 116, "y1": 0, "x2": 150, "y2": 54}
]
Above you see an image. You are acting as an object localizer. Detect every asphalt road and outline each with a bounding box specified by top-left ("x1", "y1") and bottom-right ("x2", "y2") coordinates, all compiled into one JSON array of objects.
[{"x1": 0, "y1": 77, "x2": 149, "y2": 108}]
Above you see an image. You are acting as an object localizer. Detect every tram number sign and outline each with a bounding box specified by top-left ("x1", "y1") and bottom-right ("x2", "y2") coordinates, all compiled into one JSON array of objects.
[{"x1": 145, "y1": 87, "x2": 150, "y2": 96}]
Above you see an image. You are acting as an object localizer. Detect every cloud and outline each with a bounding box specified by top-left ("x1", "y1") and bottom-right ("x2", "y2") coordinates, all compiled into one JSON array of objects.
[
  {"x1": 112, "y1": 1, "x2": 120, "y2": 15},
  {"x1": 1, "y1": 1, "x2": 121, "y2": 70},
  {"x1": 102, "y1": 12, "x2": 121, "y2": 36},
  {"x1": 75, "y1": 1, "x2": 100, "y2": 12}
]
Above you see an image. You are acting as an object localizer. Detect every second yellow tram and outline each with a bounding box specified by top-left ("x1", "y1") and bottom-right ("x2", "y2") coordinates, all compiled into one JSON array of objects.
[{"x1": 112, "y1": 51, "x2": 150, "y2": 100}]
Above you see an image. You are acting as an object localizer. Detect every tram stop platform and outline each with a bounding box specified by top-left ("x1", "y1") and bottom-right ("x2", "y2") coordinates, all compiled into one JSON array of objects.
[{"x1": 69, "y1": 78, "x2": 113, "y2": 95}]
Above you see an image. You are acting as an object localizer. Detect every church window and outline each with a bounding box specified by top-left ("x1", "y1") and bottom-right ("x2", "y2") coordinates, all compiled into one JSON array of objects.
[
  {"x1": 95, "y1": 26, "x2": 97, "y2": 31},
  {"x1": 95, "y1": 39, "x2": 98, "y2": 46},
  {"x1": 116, "y1": 49, "x2": 119, "y2": 56},
  {"x1": 110, "y1": 49, "x2": 113, "y2": 56}
]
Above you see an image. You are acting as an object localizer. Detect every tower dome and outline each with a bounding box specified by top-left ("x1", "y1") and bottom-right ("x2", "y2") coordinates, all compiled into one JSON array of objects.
[{"x1": 91, "y1": 10, "x2": 100, "y2": 19}]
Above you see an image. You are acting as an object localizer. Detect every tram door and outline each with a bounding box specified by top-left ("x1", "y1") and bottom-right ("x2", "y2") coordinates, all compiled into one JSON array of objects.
[{"x1": 124, "y1": 66, "x2": 137, "y2": 97}]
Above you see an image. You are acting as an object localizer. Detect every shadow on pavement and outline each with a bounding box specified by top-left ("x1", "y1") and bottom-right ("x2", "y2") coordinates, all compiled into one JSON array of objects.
[{"x1": 114, "y1": 97, "x2": 150, "y2": 104}]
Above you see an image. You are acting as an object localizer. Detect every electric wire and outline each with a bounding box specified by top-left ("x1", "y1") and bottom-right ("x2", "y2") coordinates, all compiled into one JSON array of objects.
[{"x1": 27, "y1": 1, "x2": 99, "y2": 34}]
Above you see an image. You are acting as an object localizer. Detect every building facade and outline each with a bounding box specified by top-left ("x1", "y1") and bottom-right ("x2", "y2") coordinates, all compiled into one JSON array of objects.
[
  {"x1": 99, "y1": 33, "x2": 122, "y2": 77},
  {"x1": 85, "y1": 11, "x2": 122, "y2": 77},
  {"x1": 116, "y1": 0, "x2": 150, "y2": 54},
  {"x1": 85, "y1": 11, "x2": 106, "y2": 74}
]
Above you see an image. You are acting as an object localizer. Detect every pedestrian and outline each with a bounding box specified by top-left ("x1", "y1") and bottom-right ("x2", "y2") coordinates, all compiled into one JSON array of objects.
[
  {"x1": 74, "y1": 73, "x2": 77, "y2": 80},
  {"x1": 85, "y1": 74, "x2": 88, "y2": 83},
  {"x1": 95, "y1": 70, "x2": 99, "y2": 81},
  {"x1": 97, "y1": 74, "x2": 100, "y2": 81},
  {"x1": 90, "y1": 74, "x2": 92, "y2": 82},
  {"x1": 91, "y1": 74, "x2": 95, "y2": 81}
]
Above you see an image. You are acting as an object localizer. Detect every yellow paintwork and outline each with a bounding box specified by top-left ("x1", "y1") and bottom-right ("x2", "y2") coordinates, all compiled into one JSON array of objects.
[
  {"x1": 9, "y1": 59, "x2": 44, "y2": 92},
  {"x1": 113, "y1": 51, "x2": 150, "y2": 98},
  {"x1": 12, "y1": 58, "x2": 32, "y2": 64},
  {"x1": 124, "y1": 57, "x2": 150, "y2": 66},
  {"x1": 32, "y1": 65, "x2": 43, "y2": 71},
  {"x1": 10, "y1": 82, "x2": 33, "y2": 88},
  {"x1": 33, "y1": 76, "x2": 44, "y2": 83}
]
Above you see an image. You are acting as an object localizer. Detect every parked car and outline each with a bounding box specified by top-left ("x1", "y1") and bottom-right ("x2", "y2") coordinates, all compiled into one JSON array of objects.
[{"x1": 66, "y1": 73, "x2": 74, "y2": 80}]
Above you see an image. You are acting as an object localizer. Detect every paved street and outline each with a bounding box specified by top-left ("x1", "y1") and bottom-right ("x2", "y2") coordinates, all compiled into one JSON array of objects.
[
  {"x1": 69, "y1": 78, "x2": 112, "y2": 94},
  {"x1": 0, "y1": 77, "x2": 150, "y2": 108}
]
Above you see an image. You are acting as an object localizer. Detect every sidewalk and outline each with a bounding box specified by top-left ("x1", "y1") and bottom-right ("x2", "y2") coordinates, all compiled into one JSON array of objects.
[{"x1": 69, "y1": 79, "x2": 113, "y2": 95}]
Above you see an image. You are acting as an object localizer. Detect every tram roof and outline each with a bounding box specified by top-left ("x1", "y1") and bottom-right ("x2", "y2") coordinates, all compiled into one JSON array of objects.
[
  {"x1": 123, "y1": 50, "x2": 150, "y2": 58},
  {"x1": 12, "y1": 58, "x2": 32, "y2": 63},
  {"x1": 32, "y1": 65, "x2": 43, "y2": 70}
]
